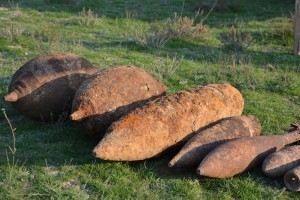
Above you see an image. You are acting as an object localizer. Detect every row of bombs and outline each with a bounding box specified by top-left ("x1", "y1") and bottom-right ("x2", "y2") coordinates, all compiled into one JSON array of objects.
[{"x1": 3, "y1": 53, "x2": 300, "y2": 191}]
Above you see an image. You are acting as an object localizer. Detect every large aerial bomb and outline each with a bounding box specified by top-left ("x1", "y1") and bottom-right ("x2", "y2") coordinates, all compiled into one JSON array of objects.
[
  {"x1": 169, "y1": 115, "x2": 261, "y2": 168},
  {"x1": 70, "y1": 65, "x2": 166, "y2": 138},
  {"x1": 197, "y1": 124, "x2": 300, "y2": 178},
  {"x1": 4, "y1": 53, "x2": 98, "y2": 121},
  {"x1": 262, "y1": 145, "x2": 300, "y2": 177},
  {"x1": 93, "y1": 83, "x2": 244, "y2": 161}
]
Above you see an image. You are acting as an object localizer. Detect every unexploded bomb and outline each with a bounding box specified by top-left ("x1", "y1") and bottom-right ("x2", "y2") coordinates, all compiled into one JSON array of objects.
[
  {"x1": 262, "y1": 145, "x2": 300, "y2": 177},
  {"x1": 4, "y1": 53, "x2": 98, "y2": 121},
  {"x1": 93, "y1": 83, "x2": 244, "y2": 161},
  {"x1": 70, "y1": 65, "x2": 166, "y2": 138},
  {"x1": 197, "y1": 124, "x2": 300, "y2": 178},
  {"x1": 169, "y1": 115, "x2": 261, "y2": 168}
]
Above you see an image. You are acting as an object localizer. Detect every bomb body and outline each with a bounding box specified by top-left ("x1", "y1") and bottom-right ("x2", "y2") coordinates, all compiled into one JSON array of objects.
[
  {"x1": 169, "y1": 115, "x2": 261, "y2": 168},
  {"x1": 263, "y1": 145, "x2": 300, "y2": 177},
  {"x1": 93, "y1": 83, "x2": 244, "y2": 161},
  {"x1": 70, "y1": 65, "x2": 166, "y2": 138},
  {"x1": 197, "y1": 125, "x2": 300, "y2": 178},
  {"x1": 4, "y1": 53, "x2": 98, "y2": 121}
]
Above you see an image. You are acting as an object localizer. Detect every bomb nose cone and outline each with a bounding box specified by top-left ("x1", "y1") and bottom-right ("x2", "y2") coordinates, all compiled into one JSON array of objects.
[
  {"x1": 262, "y1": 163, "x2": 271, "y2": 173},
  {"x1": 4, "y1": 91, "x2": 19, "y2": 102},
  {"x1": 197, "y1": 163, "x2": 212, "y2": 177},
  {"x1": 92, "y1": 150, "x2": 97, "y2": 157},
  {"x1": 92, "y1": 144, "x2": 110, "y2": 160},
  {"x1": 70, "y1": 110, "x2": 85, "y2": 121},
  {"x1": 196, "y1": 168, "x2": 201, "y2": 175},
  {"x1": 262, "y1": 157, "x2": 277, "y2": 174},
  {"x1": 168, "y1": 160, "x2": 176, "y2": 168},
  {"x1": 197, "y1": 157, "x2": 221, "y2": 178}
]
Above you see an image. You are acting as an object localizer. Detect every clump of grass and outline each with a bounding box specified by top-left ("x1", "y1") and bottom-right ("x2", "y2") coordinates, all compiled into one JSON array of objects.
[
  {"x1": 272, "y1": 15, "x2": 294, "y2": 47},
  {"x1": 196, "y1": 0, "x2": 241, "y2": 12},
  {"x1": 151, "y1": 54, "x2": 183, "y2": 80},
  {"x1": 132, "y1": 21, "x2": 174, "y2": 49},
  {"x1": 31, "y1": 26, "x2": 66, "y2": 54},
  {"x1": 132, "y1": 12, "x2": 208, "y2": 49},
  {"x1": 78, "y1": 7, "x2": 99, "y2": 26},
  {"x1": 5, "y1": 0, "x2": 21, "y2": 9},
  {"x1": 220, "y1": 26, "x2": 252, "y2": 52},
  {"x1": 169, "y1": 12, "x2": 208, "y2": 39},
  {"x1": 0, "y1": 22, "x2": 24, "y2": 41}
]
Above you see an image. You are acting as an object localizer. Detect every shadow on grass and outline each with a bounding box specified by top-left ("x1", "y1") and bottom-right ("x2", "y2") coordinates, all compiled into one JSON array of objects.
[
  {"x1": 0, "y1": 88, "x2": 97, "y2": 167},
  {"x1": 83, "y1": 33, "x2": 299, "y2": 73}
]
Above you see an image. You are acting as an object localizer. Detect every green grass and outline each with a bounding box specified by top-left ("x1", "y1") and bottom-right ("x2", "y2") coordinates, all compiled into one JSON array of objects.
[{"x1": 0, "y1": 0, "x2": 300, "y2": 199}]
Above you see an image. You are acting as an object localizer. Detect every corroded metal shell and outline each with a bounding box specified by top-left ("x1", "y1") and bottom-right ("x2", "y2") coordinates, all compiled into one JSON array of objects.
[
  {"x1": 169, "y1": 115, "x2": 261, "y2": 168},
  {"x1": 70, "y1": 65, "x2": 166, "y2": 138},
  {"x1": 263, "y1": 145, "x2": 300, "y2": 177},
  {"x1": 93, "y1": 83, "x2": 244, "y2": 161},
  {"x1": 197, "y1": 126, "x2": 300, "y2": 178},
  {"x1": 4, "y1": 53, "x2": 98, "y2": 121}
]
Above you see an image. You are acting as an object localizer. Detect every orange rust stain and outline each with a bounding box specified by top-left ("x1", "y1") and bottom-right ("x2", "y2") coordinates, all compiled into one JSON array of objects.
[{"x1": 119, "y1": 114, "x2": 139, "y2": 126}]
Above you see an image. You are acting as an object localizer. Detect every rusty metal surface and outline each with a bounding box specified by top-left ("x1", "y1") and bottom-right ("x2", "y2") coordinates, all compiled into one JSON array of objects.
[
  {"x1": 70, "y1": 65, "x2": 166, "y2": 138},
  {"x1": 169, "y1": 115, "x2": 261, "y2": 168},
  {"x1": 5, "y1": 53, "x2": 98, "y2": 121},
  {"x1": 197, "y1": 125, "x2": 300, "y2": 178},
  {"x1": 93, "y1": 83, "x2": 244, "y2": 161},
  {"x1": 263, "y1": 145, "x2": 300, "y2": 177}
]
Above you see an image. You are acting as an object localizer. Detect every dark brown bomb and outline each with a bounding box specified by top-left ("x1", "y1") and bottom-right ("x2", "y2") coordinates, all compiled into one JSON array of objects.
[
  {"x1": 262, "y1": 145, "x2": 300, "y2": 177},
  {"x1": 169, "y1": 115, "x2": 261, "y2": 168},
  {"x1": 284, "y1": 165, "x2": 300, "y2": 191},
  {"x1": 197, "y1": 124, "x2": 300, "y2": 178},
  {"x1": 70, "y1": 65, "x2": 166, "y2": 138},
  {"x1": 4, "y1": 53, "x2": 98, "y2": 121},
  {"x1": 93, "y1": 83, "x2": 244, "y2": 161}
]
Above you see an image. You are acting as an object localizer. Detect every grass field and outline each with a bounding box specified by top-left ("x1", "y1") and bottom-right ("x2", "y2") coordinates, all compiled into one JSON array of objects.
[{"x1": 0, "y1": 0, "x2": 300, "y2": 199}]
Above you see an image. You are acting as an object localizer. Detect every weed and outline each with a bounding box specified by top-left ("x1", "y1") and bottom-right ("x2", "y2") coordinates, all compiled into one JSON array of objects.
[
  {"x1": 78, "y1": 7, "x2": 99, "y2": 27},
  {"x1": 169, "y1": 12, "x2": 208, "y2": 39},
  {"x1": 2, "y1": 108, "x2": 16, "y2": 165},
  {"x1": 132, "y1": 21, "x2": 174, "y2": 49},
  {"x1": 0, "y1": 22, "x2": 24, "y2": 41},
  {"x1": 220, "y1": 26, "x2": 252, "y2": 52},
  {"x1": 125, "y1": 7, "x2": 137, "y2": 20},
  {"x1": 31, "y1": 26, "x2": 66, "y2": 54},
  {"x1": 222, "y1": 53, "x2": 253, "y2": 67},
  {"x1": 132, "y1": 12, "x2": 208, "y2": 48},
  {"x1": 6, "y1": 0, "x2": 21, "y2": 9},
  {"x1": 151, "y1": 54, "x2": 183, "y2": 80},
  {"x1": 272, "y1": 14, "x2": 294, "y2": 47},
  {"x1": 196, "y1": 0, "x2": 241, "y2": 12}
]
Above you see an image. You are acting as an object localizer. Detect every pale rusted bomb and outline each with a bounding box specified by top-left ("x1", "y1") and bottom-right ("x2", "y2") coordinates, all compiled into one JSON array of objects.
[
  {"x1": 4, "y1": 53, "x2": 98, "y2": 121},
  {"x1": 263, "y1": 145, "x2": 300, "y2": 177},
  {"x1": 197, "y1": 124, "x2": 300, "y2": 178},
  {"x1": 169, "y1": 115, "x2": 261, "y2": 168}
]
